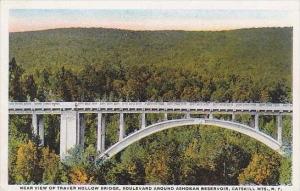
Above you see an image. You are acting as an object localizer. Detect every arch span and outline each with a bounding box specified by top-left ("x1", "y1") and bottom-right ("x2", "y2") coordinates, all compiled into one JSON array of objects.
[{"x1": 99, "y1": 118, "x2": 283, "y2": 159}]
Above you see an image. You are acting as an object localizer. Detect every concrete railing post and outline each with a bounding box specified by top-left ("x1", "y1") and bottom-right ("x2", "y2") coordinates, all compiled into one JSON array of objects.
[
  {"x1": 97, "y1": 113, "x2": 106, "y2": 153},
  {"x1": 119, "y1": 112, "x2": 125, "y2": 141},
  {"x1": 277, "y1": 115, "x2": 283, "y2": 145}
]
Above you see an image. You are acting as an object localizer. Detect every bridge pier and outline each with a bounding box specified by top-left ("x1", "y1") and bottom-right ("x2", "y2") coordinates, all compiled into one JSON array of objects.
[
  {"x1": 141, "y1": 113, "x2": 146, "y2": 129},
  {"x1": 209, "y1": 112, "x2": 213, "y2": 119},
  {"x1": 97, "y1": 113, "x2": 106, "y2": 153},
  {"x1": 185, "y1": 112, "x2": 191, "y2": 119},
  {"x1": 164, "y1": 113, "x2": 168, "y2": 121},
  {"x1": 60, "y1": 111, "x2": 77, "y2": 159},
  {"x1": 254, "y1": 113, "x2": 259, "y2": 130},
  {"x1": 119, "y1": 113, "x2": 125, "y2": 141},
  {"x1": 60, "y1": 111, "x2": 85, "y2": 159},
  {"x1": 38, "y1": 116, "x2": 44, "y2": 146},
  {"x1": 32, "y1": 114, "x2": 44, "y2": 146},
  {"x1": 232, "y1": 113, "x2": 235, "y2": 121},
  {"x1": 78, "y1": 113, "x2": 85, "y2": 146},
  {"x1": 32, "y1": 114, "x2": 38, "y2": 135},
  {"x1": 277, "y1": 115, "x2": 282, "y2": 145}
]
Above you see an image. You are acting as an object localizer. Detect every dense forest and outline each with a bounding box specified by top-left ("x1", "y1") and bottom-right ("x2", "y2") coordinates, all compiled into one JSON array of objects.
[{"x1": 9, "y1": 27, "x2": 292, "y2": 185}]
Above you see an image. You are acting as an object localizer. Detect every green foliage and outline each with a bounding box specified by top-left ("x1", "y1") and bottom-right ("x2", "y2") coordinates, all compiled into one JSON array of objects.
[
  {"x1": 39, "y1": 147, "x2": 60, "y2": 184},
  {"x1": 14, "y1": 140, "x2": 41, "y2": 184},
  {"x1": 62, "y1": 145, "x2": 109, "y2": 184},
  {"x1": 9, "y1": 57, "x2": 26, "y2": 101},
  {"x1": 8, "y1": 115, "x2": 32, "y2": 184},
  {"x1": 8, "y1": 27, "x2": 292, "y2": 185},
  {"x1": 9, "y1": 27, "x2": 292, "y2": 103},
  {"x1": 213, "y1": 145, "x2": 251, "y2": 185},
  {"x1": 238, "y1": 153, "x2": 281, "y2": 185},
  {"x1": 44, "y1": 115, "x2": 60, "y2": 154},
  {"x1": 279, "y1": 156, "x2": 292, "y2": 185}
]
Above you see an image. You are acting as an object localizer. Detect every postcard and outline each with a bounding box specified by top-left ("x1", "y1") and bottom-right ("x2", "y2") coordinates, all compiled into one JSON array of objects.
[{"x1": 0, "y1": 1, "x2": 299, "y2": 191}]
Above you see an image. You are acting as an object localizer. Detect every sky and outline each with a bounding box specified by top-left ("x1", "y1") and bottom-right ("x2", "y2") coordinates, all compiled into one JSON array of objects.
[{"x1": 9, "y1": 9, "x2": 293, "y2": 32}]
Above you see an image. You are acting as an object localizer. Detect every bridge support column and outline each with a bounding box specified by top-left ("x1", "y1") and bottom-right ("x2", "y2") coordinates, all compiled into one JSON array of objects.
[
  {"x1": 97, "y1": 113, "x2": 106, "y2": 153},
  {"x1": 119, "y1": 113, "x2": 125, "y2": 141},
  {"x1": 185, "y1": 112, "x2": 191, "y2": 119},
  {"x1": 209, "y1": 112, "x2": 213, "y2": 119},
  {"x1": 38, "y1": 116, "x2": 44, "y2": 146},
  {"x1": 277, "y1": 115, "x2": 282, "y2": 145},
  {"x1": 232, "y1": 113, "x2": 235, "y2": 121},
  {"x1": 141, "y1": 113, "x2": 146, "y2": 129},
  {"x1": 164, "y1": 113, "x2": 168, "y2": 121},
  {"x1": 32, "y1": 114, "x2": 44, "y2": 146},
  {"x1": 254, "y1": 113, "x2": 259, "y2": 130},
  {"x1": 32, "y1": 114, "x2": 38, "y2": 135},
  {"x1": 77, "y1": 113, "x2": 85, "y2": 146},
  {"x1": 60, "y1": 111, "x2": 78, "y2": 159}
]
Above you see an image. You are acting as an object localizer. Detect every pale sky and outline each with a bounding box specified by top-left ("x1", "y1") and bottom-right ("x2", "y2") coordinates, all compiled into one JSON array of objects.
[{"x1": 9, "y1": 9, "x2": 293, "y2": 32}]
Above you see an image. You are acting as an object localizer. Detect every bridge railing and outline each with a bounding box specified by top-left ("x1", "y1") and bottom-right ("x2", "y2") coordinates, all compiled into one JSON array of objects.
[{"x1": 8, "y1": 102, "x2": 293, "y2": 112}]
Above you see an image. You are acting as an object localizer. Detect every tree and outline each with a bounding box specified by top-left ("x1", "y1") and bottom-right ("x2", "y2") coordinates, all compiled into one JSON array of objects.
[
  {"x1": 8, "y1": 115, "x2": 33, "y2": 184},
  {"x1": 14, "y1": 140, "x2": 41, "y2": 184},
  {"x1": 213, "y1": 144, "x2": 251, "y2": 185},
  {"x1": 9, "y1": 58, "x2": 26, "y2": 101},
  {"x1": 238, "y1": 153, "x2": 281, "y2": 185},
  {"x1": 44, "y1": 115, "x2": 60, "y2": 154},
  {"x1": 279, "y1": 156, "x2": 291, "y2": 185},
  {"x1": 69, "y1": 166, "x2": 92, "y2": 184},
  {"x1": 24, "y1": 74, "x2": 37, "y2": 101},
  {"x1": 145, "y1": 150, "x2": 170, "y2": 184},
  {"x1": 62, "y1": 145, "x2": 102, "y2": 184},
  {"x1": 54, "y1": 67, "x2": 80, "y2": 101},
  {"x1": 39, "y1": 147, "x2": 60, "y2": 184}
]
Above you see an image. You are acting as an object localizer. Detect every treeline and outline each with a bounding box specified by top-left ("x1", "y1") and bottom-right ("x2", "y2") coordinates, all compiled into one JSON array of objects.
[
  {"x1": 8, "y1": 27, "x2": 292, "y2": 185},
  {"x1": 9, "y1": 57, "x2": 290, "y2": 103}
]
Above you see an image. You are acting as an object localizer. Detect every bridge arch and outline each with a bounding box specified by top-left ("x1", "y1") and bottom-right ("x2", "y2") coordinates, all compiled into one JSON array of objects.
[{"x1": 99, "y1": 118, "x2": 283, "y2": 159}]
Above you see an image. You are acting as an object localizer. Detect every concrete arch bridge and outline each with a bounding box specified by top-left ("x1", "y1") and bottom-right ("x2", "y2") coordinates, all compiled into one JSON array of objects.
[{"x1": 8, "y1": 102, "x2": 292, "y2": 160}]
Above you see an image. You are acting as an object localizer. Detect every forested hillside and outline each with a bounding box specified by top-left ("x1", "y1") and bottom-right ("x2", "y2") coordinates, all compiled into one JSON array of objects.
[{"x1": 9, "y1": 27, "x2": 292, "y2": 185}]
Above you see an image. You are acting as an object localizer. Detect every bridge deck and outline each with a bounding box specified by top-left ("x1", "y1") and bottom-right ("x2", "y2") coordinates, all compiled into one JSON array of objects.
[{"x1": 9, "y1": 102, "x2": 292, "y2": 114}]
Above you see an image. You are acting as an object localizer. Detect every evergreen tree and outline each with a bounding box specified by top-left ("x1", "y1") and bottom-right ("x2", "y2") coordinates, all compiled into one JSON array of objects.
[{"x1": 9, "y1": 58, "x2": 26, "y2": 101}]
